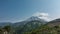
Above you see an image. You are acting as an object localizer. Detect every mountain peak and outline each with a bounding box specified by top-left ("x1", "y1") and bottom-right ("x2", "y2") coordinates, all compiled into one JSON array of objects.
[
  {"x1": 26, "y1": 16, "x2": 40, "y2": 21},
  {"x1": 25, "y1": 16, "x2": 48, "y2": 23}
]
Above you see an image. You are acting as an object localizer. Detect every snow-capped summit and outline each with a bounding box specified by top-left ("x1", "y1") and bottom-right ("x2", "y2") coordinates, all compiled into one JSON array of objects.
[
  {"x1": 26, "y1": 16, "x2": 47, "y2": 23},
  {"x1": 32, "y1": 12, "x2": 51, "y2": 22},
  {"x1": 26, "y1": 16, "x2": 40, "y2": 21}
]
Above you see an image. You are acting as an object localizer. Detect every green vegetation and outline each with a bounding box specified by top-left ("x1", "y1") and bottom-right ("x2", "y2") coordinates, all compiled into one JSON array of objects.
[
  {"x1": 23, "y1": 25, "x2": 60, "y2": 34},
  {"x1": 1, "y1": 19, "x2": 60, "y2": 34},
  {"x1": 0, "y1": 25, "x2": 12, "y2": 34},
  {"x1": 1, "y1": 24, "x2": 60, "y2": 34}
]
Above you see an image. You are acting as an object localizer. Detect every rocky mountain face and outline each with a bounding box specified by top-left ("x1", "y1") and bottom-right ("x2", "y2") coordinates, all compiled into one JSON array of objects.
[
  {"x1": 47, "y1": 18, "x2": 60, "y2": 27},
  {"x1": 13, "y1": 16, "x2": 47, "y2": 34},
  {"x1": 14, "y1": 16, "x2": 47, "y2": 26}
]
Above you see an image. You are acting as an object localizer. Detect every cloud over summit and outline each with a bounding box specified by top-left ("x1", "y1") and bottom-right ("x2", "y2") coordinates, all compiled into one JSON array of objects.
[{"x1": 33, "y1": 12, "x2": 51, "y2": 21}]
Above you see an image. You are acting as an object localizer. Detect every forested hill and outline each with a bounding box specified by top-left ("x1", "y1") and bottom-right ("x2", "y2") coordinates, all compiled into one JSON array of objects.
[{"x1": 1, "y1": 18, "x2": 60, "y2": 34}]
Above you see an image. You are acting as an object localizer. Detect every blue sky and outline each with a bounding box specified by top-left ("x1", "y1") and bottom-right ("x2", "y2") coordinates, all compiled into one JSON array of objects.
[{"x1": 0, "y1": 0, "x2": 60, "y2": 22}]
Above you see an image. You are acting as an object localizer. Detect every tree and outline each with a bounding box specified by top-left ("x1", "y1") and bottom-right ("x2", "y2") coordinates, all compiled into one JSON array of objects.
[
  {"x1": 3, "y1": 25, "x2": 11, "y2": 34},
  {"x1": 0, "y1": 29, "x2": 3, "y2": 34}
]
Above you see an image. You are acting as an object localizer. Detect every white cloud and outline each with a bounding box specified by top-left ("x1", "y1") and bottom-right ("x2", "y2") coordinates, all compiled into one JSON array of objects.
[{"x1": 33, "y1": 12, "x2": 52, "y2": 21}]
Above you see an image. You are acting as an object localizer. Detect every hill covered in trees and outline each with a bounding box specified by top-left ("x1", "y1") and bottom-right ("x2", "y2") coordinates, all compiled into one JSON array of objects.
[{"x1": 1, "y1": 18, "x2": 60, "y2": 34}]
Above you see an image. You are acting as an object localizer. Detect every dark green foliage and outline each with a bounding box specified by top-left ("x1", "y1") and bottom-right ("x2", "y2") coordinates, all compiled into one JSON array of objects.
[
  {"x1": 0, "y1": 25, "x2": 13, "y2": 34},
  {"x1": 1, "y1": 18, "x2": 60, "y2": 34},
  {"x1": 54, "y1": 26, "x2": 59, "y2": 29},
  {"x1": 0, "y1": 29, "x2": 3, "y2": 34},
  {"x1": 1, "y1": 23, "x2": 60, "y2": 34},
  {"x1": 22, "y1": 25, "x2": 60, "y2": 34},
  {"x1": 3, "y1": 25, "x2": 11, "y2": 32}
]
